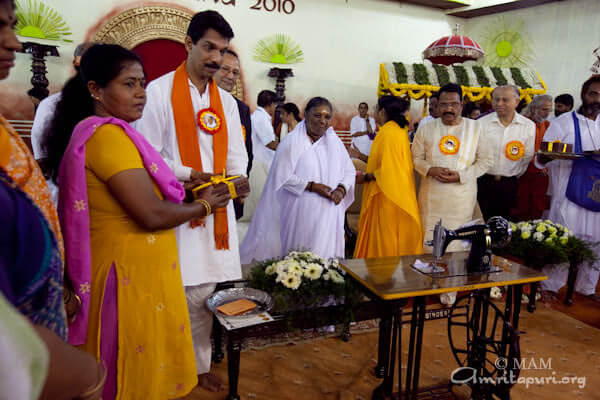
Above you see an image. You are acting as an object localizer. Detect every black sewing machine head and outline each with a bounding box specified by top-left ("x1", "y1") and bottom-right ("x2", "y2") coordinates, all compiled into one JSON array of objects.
[{"x1": 427, "y1": 217, "x2": 512, "y2": 273}]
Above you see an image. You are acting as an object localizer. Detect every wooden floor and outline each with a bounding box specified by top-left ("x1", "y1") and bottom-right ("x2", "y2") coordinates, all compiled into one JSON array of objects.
[{"x1": 184, "y1": 295, "x2": 600, "y2": 400}]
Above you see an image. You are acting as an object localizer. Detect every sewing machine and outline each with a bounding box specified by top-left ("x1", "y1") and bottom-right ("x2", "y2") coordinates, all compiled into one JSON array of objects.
[{"x1": 426, "y1": 217, "x2": 512, "y2": 273}]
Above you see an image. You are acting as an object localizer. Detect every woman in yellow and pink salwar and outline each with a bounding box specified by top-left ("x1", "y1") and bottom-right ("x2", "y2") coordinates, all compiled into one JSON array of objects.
[{"x1": 45, "y1": 44, "x2": 231, "y2": 400}]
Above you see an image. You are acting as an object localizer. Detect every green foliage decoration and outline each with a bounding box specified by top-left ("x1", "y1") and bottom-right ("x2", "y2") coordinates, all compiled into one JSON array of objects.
[
  {"x1": 452, "y1": 65, "x2": 470, "y2": 87},
  {"x1": 490, "y1": 67, "x2": 508, "y2": 86},
  {"x1": 253, "y1": 33, "x2": 304, "y2": 64},
  {"x1": 472, "y1": 65, "x2": 490, "y2": 87},
  {"x1": 15, "y1": 0, "x2": 72, "y2": 42},
  {"x1": 413, "y1": 63, "x2": 431, "y2": 85},
  {"x1": 432, "y1": 64, "x2": 450, "y2": 87},
  {"x1": 393, "y1": 62, "x2": 408, "y2": 84},
  {"x1": 510, "y1": 67, "x2": 531, "y2": 89}
]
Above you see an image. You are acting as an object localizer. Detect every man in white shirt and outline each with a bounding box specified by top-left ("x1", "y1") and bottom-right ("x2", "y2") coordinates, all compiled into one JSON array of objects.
[
  {"x1": 536, "y1": 77, "x2": 600, "y2": 302},
  {"x1": 477, "y1": 85, "x2": 536, "y2": 220},
  {"x1": 134, "y1": 11, "x2": 248, "y2": 392},
  {"x1": 241, "y1": 90, "x2": 277, "y2": 221},
  {"x1": 349, "y1": 102, "x2": 376, "y2": 156},
  {"x1": 29, "y1": 42, "x2": 92, "y2": 204}
]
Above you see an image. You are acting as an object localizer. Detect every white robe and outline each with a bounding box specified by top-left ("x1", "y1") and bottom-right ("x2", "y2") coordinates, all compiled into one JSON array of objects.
[
  {"x1": 133, "y1": 71, "x2": 248, "y2": 286},
  {"x1": 412, "y1": 118, "x2": 493, "y2": 252},
  {"x1": 30, "y1": 92, "x2": 61, "y2": 205},
  {"x1": 350, "y1": 115, "x2": 376, "y2": 156},
  {"x1": 240, "y1": 121, "x2": 355, "y2": 263},
  {"x1": 535, "y1": 111, "x2": 600, "y2": 295}
]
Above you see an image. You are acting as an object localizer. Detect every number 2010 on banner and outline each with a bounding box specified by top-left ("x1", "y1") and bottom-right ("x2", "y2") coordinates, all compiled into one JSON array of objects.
[{"x1": 250, "y1": 0, "x2": 296, "y2": 14}]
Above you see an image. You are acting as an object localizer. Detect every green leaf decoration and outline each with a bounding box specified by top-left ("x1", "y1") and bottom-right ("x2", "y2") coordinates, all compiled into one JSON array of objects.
[
  {"x1": 15, "y1": 0, "x2": 72, "y2": 42},
  {"x1": 432, "y1": 64, "x2": 450, "y2": 87},
  {"x1": 393, "y1": 62, "x2": 408, "y2": 84},
  {"x1": 510, "y1": 67, "x2": 531, "y2": 89},
  {"x1": 452, "y1": 65, "x2": 470, "y2": 87},
  {"x1": 476, "y1": 17, "x2": 533, "y2": 68},
  {"x1": 253, "y1": 33, "x2": 304, "y2": 64},
  {"x1": 490, "y1": 67, "x2": 508, "y2": 86},
  {"x1": 472, "y1": 65, "x2": 490, "y2": 87},
  {"x1": 413, "y1": 63, "x2": 430, "y2": 85}
]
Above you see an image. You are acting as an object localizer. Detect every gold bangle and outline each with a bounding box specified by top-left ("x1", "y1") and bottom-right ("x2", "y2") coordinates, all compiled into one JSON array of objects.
[
  {"x1": 78, "y1": 361, "x2": 107, "y2": 399},
  {"x1": 196, "y1": 198, "x2": 211, "y2": 216}
]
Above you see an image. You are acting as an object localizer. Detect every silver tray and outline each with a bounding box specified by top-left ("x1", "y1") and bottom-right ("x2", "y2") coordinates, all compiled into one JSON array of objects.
[{"x1": 206, "y1": 288, "x2": 274, "y2": 319}]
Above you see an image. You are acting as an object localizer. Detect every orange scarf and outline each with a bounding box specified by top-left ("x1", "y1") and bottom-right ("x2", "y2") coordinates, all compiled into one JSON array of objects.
[{"x1": 171, "y1": 62, "x2": 230, "y2": 250}]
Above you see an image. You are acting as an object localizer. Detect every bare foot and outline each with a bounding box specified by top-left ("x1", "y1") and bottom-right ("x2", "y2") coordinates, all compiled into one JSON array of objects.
[{"x1": 197, "y1": 373, "x2": 223, "y2": 392}]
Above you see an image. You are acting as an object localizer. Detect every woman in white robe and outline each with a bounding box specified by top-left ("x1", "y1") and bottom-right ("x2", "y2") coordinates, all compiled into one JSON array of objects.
[{"x1": 240, "y1": 97, "x2": 355, "y2": 263}]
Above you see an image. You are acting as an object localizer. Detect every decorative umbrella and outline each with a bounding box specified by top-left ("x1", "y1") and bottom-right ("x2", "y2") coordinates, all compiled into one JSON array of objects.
[{"x1": 423, "y1": 25, "x2": 484, "y2": 66}]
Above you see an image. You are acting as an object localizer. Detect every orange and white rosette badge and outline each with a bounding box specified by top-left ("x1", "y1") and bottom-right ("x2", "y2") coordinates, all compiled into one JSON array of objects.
[
  {"x1": 439, "y1": 135, "x2": 460, "y2": 155},
  {"x1": 197, "y1": 108, "x2": 221, "y2": 135},
  {"x1": 505, "y1": 140, "x2": 525, "y2": 161}
]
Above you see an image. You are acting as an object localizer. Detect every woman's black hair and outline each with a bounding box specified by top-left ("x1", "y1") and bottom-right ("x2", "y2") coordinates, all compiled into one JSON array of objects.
[
  {"x1": 42, "y1": 44, "x2": 143, "y2": 183},
  {"x1": 282, "y1": 102, "x2": 301, "y2": 122},
  {"x1": 305, "y1": 97, "x2": 333, "y2": 115},
  {"x1": 377, "y1": 96, "x2": 409, "y2": 128}
]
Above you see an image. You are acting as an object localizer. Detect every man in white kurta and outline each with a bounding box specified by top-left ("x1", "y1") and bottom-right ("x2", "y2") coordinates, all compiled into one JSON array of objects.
[
  {"x1": 477, "y1": 86, "x2": 536, "y2": 220},
  {"x1": 241, "y1": 90, "x2": 278, "y2": 222},
  {"x1": 536, "y1": 77, "x2": 600, "y2": 300},
  {"x1": 240, "y1": 120, "x2": 355, "y2": 263},
  {"x1": 412, "y1": 84, "x2": 493, "y2": 305},
  {"x1": 350, "y1": 102, "x2": 376, "y2": 156},
  {"x1": 134, "y1": 11, "x2": 247, "y2": 390}
]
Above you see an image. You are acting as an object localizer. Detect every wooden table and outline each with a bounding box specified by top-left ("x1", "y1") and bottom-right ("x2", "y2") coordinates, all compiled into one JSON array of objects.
[{"x1": 339, "y1": 252, "x2": 546, "y2": 400}]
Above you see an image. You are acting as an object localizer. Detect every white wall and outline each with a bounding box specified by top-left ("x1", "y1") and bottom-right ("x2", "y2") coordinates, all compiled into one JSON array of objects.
[
  {"x1": 0, "y1": 0, "x2": 462, "y2": 124},
  {"x1": 466, "y1": 0, "x2": 600, "y2": 106}
]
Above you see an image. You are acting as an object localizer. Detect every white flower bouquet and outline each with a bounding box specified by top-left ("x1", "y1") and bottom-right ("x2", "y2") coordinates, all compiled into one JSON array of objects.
[
  {"x1": 498, "y1": 219, "x2": 596, "y2": 270},
  {"x1": 248, "y1": 251, "x2": 359, "y2": 313}
]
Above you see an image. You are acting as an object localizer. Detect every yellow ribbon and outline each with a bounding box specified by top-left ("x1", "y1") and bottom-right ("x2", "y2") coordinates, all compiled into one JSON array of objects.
[
  {"x1": 548, "y1": 140, "x2": 567, "y2": 153},
  {"x1": 192, "y1": 171, "x2": 241, "y2": 199}
]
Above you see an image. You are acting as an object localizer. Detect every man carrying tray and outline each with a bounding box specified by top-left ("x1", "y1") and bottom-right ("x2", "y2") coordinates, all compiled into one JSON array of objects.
[{"x1": 536, "y1": 76, "x2": 600, "y2": 302}]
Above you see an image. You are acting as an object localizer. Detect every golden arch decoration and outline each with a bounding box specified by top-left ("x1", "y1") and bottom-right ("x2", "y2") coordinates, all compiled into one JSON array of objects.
[{"x1": 90, "y1": 5, "x2": 244, "y2": 100}]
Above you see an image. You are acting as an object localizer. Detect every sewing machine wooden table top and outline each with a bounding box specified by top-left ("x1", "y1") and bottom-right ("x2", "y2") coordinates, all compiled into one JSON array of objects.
[{"x1": 340, "y1": 251, "x2": 547, "y2": 300}]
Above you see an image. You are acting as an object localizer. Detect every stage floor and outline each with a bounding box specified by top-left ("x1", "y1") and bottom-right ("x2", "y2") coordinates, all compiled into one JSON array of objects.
[{"x1": 185, "y1": 298, "x2": 600, "y2": 400}]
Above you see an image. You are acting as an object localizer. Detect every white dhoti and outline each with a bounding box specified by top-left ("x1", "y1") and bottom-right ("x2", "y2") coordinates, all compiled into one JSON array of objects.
[{"x1": 185, "y1": 283, "x2": 217, "y2": 374}]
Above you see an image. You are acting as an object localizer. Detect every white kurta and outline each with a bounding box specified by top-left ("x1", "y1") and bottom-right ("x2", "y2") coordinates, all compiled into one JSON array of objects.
[
  {"x1": 251, "y1": 106, "x2": 276, "y2": 168},
  {"x1": 350, "y1": 115, "x2": 376, "y2": 156},
  {"x1": 30, "y1": 92, "x2": 61, "y2": 205},
  {"x1": 412, "y1": 118, "x2": 493, "y2": 252},
  {"x1": 535, "y1": 112, "x2": 600, "y2": 295},
  {"x1": 134, "y1": 71, "x2": 248, "y2": 286},
  {"x1": 240, "y1": 122, "x2": 356, "y2": 263}
]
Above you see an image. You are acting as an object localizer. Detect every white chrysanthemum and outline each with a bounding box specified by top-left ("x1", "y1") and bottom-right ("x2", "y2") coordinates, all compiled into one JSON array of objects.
[
  {"x1": 329, "y1": 270, "x2": 345, "y2": 284},
  {"x1": 490, "y1": 287, "x2": 502, "y2": 299},
  {"x1": 276, "y1": 271, "x2": 287, "y2": 283},
  {"x1": 282, "y1": 273, "x2": 301, "y2": 290},
  {"x1": 510, "y1": 222, "x2": 518, "y2": 232},
  {"x1": 288, "y1": 262, "x2": 303, "y2": 275},
  {"x1": 544, "y1": 237, "x2": 554, "y2": 244},
  {"x1": 322, "y1": 271, "x2": 331, "y2": 281},
  {"x1": 544, "y1": 219, "x2": 553, "y2": 225},
  {"x1": 560, "y1": 236, "x2": 569, "y2": 245},
  {"x1": 265, "y1": 264, "x2": 277, "y2": 275},
  {"x1": 548, "y1": 226, "x2": 557, "y2": 234},
  {"x1": 304, "y1": 263, "x2": 323, "y2": 280},
  {"x1": 521, "y1": 231, "x2": 531, "y2": 240},
  {"x1": 533, "y1": 232, "x2": 544, "y2": 242}
]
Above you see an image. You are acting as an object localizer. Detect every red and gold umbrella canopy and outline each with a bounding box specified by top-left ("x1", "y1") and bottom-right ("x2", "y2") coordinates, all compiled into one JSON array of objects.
[{"x1": 423, "y1": 35, "x2": 485, "y2": 66}]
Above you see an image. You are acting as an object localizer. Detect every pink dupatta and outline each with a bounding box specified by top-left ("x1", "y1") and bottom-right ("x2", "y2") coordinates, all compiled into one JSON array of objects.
[{"x1": 58, "y1": 116, "x2": 185, "y2": 345}]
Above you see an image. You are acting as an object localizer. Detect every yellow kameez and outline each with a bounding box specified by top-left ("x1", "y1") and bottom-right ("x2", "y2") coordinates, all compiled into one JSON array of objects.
[
  {"x1": 82, "y1": 124, "x2": 196, "y2": 399},
  {"x1": 354, "y1": 121, "x2": 423, "y2": 258}
]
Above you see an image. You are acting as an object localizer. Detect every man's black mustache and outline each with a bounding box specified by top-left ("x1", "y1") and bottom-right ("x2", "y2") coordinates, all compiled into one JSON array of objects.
[{"x1": 205, "y1": 63, "x2": 220, "y2": 69}]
